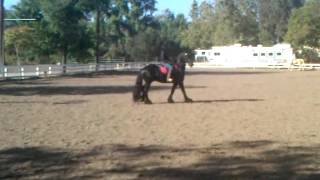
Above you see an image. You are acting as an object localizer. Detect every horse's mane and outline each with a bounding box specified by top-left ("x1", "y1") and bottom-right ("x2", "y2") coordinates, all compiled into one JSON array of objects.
[
  {"x1": 160, "y1": 51, "x2": 188, "y2": 65},
  {"x1": 176, "y1": 52, "x2": 187, "y2": 64}
]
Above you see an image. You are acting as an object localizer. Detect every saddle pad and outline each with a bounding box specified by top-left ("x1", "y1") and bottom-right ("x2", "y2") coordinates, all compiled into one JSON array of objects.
[{"x1": 159, "y1": 65, "x2": 168, "y2": 74}]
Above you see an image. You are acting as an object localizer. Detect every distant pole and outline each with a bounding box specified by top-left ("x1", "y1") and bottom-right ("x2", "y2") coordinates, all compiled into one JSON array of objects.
[
  {"x1": 0, "y1": 0, "x2": 4, "y2": 68},
  {"x1": 95, "y1": 9, "x2": 101, "y2": 71}
]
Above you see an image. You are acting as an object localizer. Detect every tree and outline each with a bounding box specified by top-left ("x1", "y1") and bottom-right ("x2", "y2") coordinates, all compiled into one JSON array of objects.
[
  {"x1": 40, "y1": 0, "x2": 92, "y2": 70},
  {"x1": 5, "y1": 26, "x2": 35, "y2": 65},
  {"x1": 233, "y1": 0, "x2": 259, "y2": 45},
  {"x1": 79, "y1": 0, "x2": 110, "y2": 65},
  {"x1": 190, "y1": 0, "x2": 199, "y2": 20},
  {"x1": 12, "y1": 0, "x2": 43, "y2": 22},
  {"x1": 285, "y1": 0, "x2": 320, "y2": 49},
  {"x1": 257, "y1": 0, "x2": 304, "y2": 45},
  {"x1": 157, "y1": 10, "x2": 189, "y2": 60},
  {"x1": 214, "y1": 0, "x2": 243, "y2": 45},
  {"x1": 0, "y1": 0, "x2": 4, "y2": 66},
  {"x1": 11, "y1": 0, "x2": 58, "y2": 64},
  {"x1": 100, "y1": 0, "x2": 158, "y2": 60},
  {"x1": 125, "y1": 27, "x2": 160, "y2": 61},
  {"x1": 182, "y1": 1, "x2": 216, "y2": 49}
]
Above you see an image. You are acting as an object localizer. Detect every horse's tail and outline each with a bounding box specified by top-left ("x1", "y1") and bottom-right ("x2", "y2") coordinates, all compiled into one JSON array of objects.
[{"x1": 133, "y1": 70, "x2": 144, "y2": 102}]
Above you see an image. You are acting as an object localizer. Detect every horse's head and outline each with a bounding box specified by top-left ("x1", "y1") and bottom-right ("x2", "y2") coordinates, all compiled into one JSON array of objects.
[
  {"x1": 185, "y1": 53, "x2": 194, "y2": 68},
  {"x1": 177, "y1": 52, "x2": 194, "y2": 68}
]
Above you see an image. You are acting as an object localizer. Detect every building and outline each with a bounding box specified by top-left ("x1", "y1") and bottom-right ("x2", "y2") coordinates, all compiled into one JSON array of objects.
[{"x1": 194, "y1": 44, "x2": 296, "y2": 68}]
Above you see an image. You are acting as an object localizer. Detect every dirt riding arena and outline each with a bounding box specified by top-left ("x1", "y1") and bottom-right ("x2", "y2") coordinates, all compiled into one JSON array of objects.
[{"x1": 1, "y1": 69, "x2": 320, "y2": 179}]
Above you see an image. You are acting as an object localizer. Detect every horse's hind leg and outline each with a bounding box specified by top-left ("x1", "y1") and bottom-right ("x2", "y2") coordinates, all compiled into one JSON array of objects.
[
  {"x1": 143, "y1": 81, "x2": 152, "y2": 104},
  {"x1": 140, "y1": 85, "x2": 145, "y2": 102}
]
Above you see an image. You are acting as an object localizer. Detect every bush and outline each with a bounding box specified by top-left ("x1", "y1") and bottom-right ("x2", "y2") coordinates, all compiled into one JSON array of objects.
[{"x1": 296, "y1": 48, "x2": 320, "y2": 63}]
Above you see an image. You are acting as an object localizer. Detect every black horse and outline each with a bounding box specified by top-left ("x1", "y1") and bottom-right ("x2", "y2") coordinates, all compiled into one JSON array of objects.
[{"x1": 133, "y1": 52, "x2": 194, "y2": 104}]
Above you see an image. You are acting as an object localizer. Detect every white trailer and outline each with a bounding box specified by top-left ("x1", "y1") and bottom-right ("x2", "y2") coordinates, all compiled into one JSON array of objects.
[{"x1": 194, "y1": 44, "x2": 296, "y2": 68}]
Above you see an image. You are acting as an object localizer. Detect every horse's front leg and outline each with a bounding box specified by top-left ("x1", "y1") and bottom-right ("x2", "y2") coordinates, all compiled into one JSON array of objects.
[
  {"x1": 168, "y1": 83, "x2": 178, "y2": 103},
  {"x1": 144, "y1": 81, "x2": 152, "y2": 104},
  {"x1": 179, "y1": 82, "x2": 193, "y2": 103}
]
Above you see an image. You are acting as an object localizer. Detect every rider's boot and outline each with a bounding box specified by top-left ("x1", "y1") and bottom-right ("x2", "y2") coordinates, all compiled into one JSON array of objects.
[{"x1": 167, "y1": 69, "x2": 172, "y2": 82}]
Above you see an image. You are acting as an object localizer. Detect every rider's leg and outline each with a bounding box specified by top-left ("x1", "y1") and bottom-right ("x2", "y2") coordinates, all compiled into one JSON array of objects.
[{"x1": 167, "y1": 68, "x2": 172, "y2": 82}]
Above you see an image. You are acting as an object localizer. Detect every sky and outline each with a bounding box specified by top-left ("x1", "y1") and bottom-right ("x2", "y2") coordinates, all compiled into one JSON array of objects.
[
  {"x1": 4, "y1": 0, "x2": 20, "y2": 9},
  {"x1": 156, "y1": 0, "x2": 204, "y2": 17},
  {"x1": 5, "y1": 0, "x2": 204, "y2": 18}
]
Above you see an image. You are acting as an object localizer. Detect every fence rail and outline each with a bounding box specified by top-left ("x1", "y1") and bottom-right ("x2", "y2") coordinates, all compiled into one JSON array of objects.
[
  {"x1": 2, "y1": 61, "x2": 320, "y2": 80},
  {"x1": 192, "y1": 62, "x2": 320, "y2": 70},
  {"x1": 0, "y1": 62, "x2": 152, "y2": 79}
]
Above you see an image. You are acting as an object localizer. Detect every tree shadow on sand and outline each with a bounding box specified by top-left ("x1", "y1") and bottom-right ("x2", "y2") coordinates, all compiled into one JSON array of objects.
[{"x1": 1, "y1": 141, "x2": 320, "y2": 180}]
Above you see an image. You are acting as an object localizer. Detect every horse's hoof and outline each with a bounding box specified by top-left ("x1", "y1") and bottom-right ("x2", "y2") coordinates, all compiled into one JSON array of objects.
[
  {"x1": 185, "y1": 98, "x2": 193, "y2": 103},
  {"x1": 144, "y1": 100, "x2": 152, "y2": 104},
  {"x1": 168, "y1": 98, "x2": 174, "y2": 103}
]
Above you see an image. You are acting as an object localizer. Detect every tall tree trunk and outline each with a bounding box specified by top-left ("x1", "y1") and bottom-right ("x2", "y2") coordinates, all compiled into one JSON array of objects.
[
  {"x1": 95, "y1": 8, "x2": 101, "y2": 71},
  {"x1": 14, "y1": 43, "x2": 20, "y2": 66},
  {"x1": 0, "y1": 0, "x2": 4, "y2": 68},
  {"x1": 63, "y1": 47, "x2": 67, "y2": 74}
]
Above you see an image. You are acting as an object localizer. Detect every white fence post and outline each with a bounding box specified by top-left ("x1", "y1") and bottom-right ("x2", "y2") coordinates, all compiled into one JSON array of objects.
[
  {"x1": 95, "y1": 64, "x2": 99, "y2": 71},
  {"x1": 4, "y1": 67, "x2": 7, "y2": 77},
  {"x1": 20, "y1": 67, "x2": 25, "y2": 79},
  {"x1": 36, "y1": 66, "x2": 40, "y2": 76},
  {"x1": 48, "y1": 66, "x2": 52, "y2": 75}
]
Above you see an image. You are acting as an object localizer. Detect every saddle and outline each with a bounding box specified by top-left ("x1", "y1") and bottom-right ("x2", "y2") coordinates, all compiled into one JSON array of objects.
[
  {"x1": 159, "y1": 64, "x2": 179, "y2": 75},
  {"x1": 159, "y1": 65, "x2": 169, "y2": 74}
]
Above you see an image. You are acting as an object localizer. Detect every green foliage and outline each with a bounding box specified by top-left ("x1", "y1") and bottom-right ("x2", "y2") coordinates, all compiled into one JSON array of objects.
[
  {"x1": 190, "y1": 0, "x2": 199, "y2": 20},
  {"x1": 183, "y1": 0, "x2": 260, "y2": 48},
  {"x1": 40, "y1": 0, "x2": 92, "y2": 63},
  {"x1": 285, "y1": 0, "x2": 320, "y2": 49},
  {"x1": 157, "y1": 11, "x2": 189, "y2": 59},
  {"x1": 125, "y1": 27, "x2": 160, "y2": 61},
  {"x1": 257, "y1": 0, "x2": 304, "y2": 45},
  {"x1": 4, "y1": 0, "x2": 319, "y2": 66},
  {"x1": 297, "y1": 48, "x2": 320, "y2": 63},
  {"x1": 182, "y1": 1, "x2": 216, "y2": 49},
  {"x1": 183, "y1": 0, "x2": 305, "y2": 49},
  {"x1": 5, "y1": 26, "x2": 37, "y2": 65}
]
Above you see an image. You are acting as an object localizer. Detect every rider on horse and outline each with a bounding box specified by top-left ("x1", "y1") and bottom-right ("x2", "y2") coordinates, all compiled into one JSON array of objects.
[
  {"x1": 133, "y1": 51, "x2": 193, "y2": 104},
  {"x1": 160, "y1": 48, "x2": 173, "y2": 82}
]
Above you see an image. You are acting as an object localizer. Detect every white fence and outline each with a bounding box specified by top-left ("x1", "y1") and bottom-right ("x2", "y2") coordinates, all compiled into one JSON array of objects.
[
  {"x1": 2, "y1": 61, "x2": 320, "y2": 80},
  {"x1": 0, "y1": 62, "x2": 151, "y2": 79},
  {"x1": 192, "y1": 62, "x2": 320, "y2": 70}
]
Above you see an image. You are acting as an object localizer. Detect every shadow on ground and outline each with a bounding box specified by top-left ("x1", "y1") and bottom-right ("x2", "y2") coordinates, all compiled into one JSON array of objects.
[
  {"x1": 70, "y1": 70, "x2": 139, "y2": 78},
  {"x1": 1, "y1": 141, "x2": 319, "y2": 179},
  {"x1": 0, "y1": 69, "x2": 276, "y2": 85},
  {"x1": 0, "y1": 78, "x2": 53, "y2": 86},
  {"x1": 69, "y1": 70, "x2": 275, "y2": 78},
  {"x1": 186, "y1": 70, "x2": 278, "y2": 76},
  {"x1": 0, "y1": 69, "x2": 275, "y2": 97},
  {"x1": 0, "y1": 85, "x2": 206, "y2": 96},
  {"x1": 156, "y1": 99, "x2": 264, "y2": 105}
]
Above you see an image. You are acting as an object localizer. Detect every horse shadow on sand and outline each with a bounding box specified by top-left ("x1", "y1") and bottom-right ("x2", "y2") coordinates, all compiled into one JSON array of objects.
[
  {"x1": 1, "y1": 140, "x2": 320, "y2": 179},
  {"x1": 156, "y1": 99, "x2": 264, "y2": 104}
]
